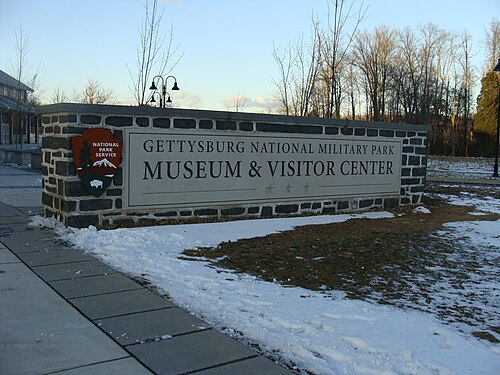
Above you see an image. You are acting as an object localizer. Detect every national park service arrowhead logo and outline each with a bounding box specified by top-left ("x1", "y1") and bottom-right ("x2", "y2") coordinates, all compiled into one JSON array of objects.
[{"x1": 72, "y1": 128, "x2": 122, "y2": 197}]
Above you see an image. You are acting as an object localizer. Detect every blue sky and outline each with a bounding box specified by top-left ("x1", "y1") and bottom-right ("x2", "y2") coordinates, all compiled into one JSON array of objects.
[{"x1": 1, "y1": 0, "x2": 498, "y2": 111}]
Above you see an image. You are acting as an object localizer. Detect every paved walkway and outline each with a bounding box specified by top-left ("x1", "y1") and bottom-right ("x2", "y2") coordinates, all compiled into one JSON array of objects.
[{"x1": 0, "y1": 164, "x2": 291, "y2": 374}]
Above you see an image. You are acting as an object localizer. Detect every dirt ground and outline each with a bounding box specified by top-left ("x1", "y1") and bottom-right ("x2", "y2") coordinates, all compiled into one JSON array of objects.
[{"x1": 184, "y1": 183, "x2": 500, "y2": 343}]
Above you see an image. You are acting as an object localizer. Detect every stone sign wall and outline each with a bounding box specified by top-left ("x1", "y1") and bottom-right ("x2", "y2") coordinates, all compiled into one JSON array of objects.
[{"x1": 39, "y1": 103, "x2": 429, "y2": 228}]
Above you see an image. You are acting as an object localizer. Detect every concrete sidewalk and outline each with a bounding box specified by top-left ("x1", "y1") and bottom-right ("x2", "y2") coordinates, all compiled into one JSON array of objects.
[{"x1": 0, "y1": 164, "x2": 291, "y2": 374}]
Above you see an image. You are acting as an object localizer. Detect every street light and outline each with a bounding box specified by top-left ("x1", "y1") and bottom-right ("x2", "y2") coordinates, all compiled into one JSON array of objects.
[
  {"x1": 149, "y1": 91, "x2": 172, "y2": 108},
  {"x1": 493, "y1": 58, "x2": 500, "y2": 177},
  {"x1": 149, "y1": 75, "x2": 179, "y2": 108}
]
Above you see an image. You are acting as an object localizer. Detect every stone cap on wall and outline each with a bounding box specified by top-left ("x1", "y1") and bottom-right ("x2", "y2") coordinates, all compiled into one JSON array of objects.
[{"x1": 38, "y1": 103, "x2": 431, "y2": 132}]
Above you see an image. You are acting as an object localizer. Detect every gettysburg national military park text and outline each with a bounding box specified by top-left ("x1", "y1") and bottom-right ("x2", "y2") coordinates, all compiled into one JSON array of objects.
[{"x1": 126, "y1": 131, "x2": 402, "y2": 208}]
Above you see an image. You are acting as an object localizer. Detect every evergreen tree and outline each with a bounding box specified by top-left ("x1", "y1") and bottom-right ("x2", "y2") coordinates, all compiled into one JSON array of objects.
[{"x1": 474, "y1": 71, "x2": 499, "y2": 135}]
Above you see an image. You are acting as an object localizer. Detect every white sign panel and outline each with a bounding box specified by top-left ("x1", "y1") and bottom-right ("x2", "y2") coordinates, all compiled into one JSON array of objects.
[{"x1": 125, "y1": 130, "x2": 402, "y2": 208}]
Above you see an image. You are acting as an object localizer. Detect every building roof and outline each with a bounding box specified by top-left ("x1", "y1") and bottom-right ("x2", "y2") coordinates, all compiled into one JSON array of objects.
[
  {"x1": 0, "y1": 95, "x2": 37, "y2": 114},
  {"x1": 0, "y1": 70, "x2": 33, "y2": 92}
]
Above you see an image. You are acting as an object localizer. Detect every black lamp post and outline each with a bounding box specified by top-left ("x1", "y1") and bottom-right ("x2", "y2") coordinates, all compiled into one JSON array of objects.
[
  {"x1": 493, "y1": 58, "x2": 500, "y2": 178},
  {"x1": 149, "y1": 75, "x2": 179, "y2": 108}
]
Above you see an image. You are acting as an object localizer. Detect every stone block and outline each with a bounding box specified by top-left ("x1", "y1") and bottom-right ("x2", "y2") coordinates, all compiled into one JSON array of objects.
[
  {"x1": 275, "y1": 204, "x2": 299, "y2": 214},
  {"x1": 256, "y1": 123, "x2": 322, "y2": 134},
  {"x1": 247, "y1": 207, "x2": 260, "y2": 214},
  {"x1": 154, "y1": 211, "x2": 177, "y2": 217},
  {"x1": 79, "y1": 199, "x2": 113, "y2": 211},
  {"x1": 115, "y1": 199, "x2": 122, "y2": 209},
  {"x1": 174, "y1": 118, "x2": 196, "y2": 129},
  {"x1": 410, "y1": 138, "x2": 423, "y2": 145},
  {"x1": 66, "y1": 180, "x2": 88, "y2": 197},
  {"x1": 354, "y1": 128, "x2": 366, "y2": 136},
  {"x1": 153, "y1": 117, "x2": 170, "y2": 128},
  {"x1": 195, "y1": 209, "x2": 218, "y2": 216},
  {"x1": 325, "y1": 126, "x2": 339, "y2": 135},
  {"x1": 66, "y1": 214, "x2": 99, "y2": 228},
  {"x1": 199, "y1": 120, "x2": 213, "y2": 129},
  {"x1": 216, "y1": 120, "x2": 237, "y2": 130},
  {"x1": 136, "y1": 117, "x2": 150, "y2": 127},
  {"x1": 359, "y1": 199, "x2": 374, "y2": 208},
  {"x1": 414, "y1": 146, "x2": 427, "y2": 155},
  {"x1": 261, "y1": 206, "x2": 273, "y2": 217},
  {"x1": 383, "y1": 197, "x2": 399, "y2": 209},
  {"x1": 56, "y1": 160, "x2": 74, "y2": 176},
  {"x1": 58, "y1": 114, "x2": 77, "y2": 123},
  {"x1": 341, "y1": 127, "x2": 353, "y2": 135},
  {"x1": 221, "y1": 207, "x2": 245, "y2": 216},
  {"x1": 379, "y1": 129, "x2": 394, "y2": 137},
  {"x1": 367, "y1": 129, "x2": 378, "y2": 137},
  {"x1": 81, "y1": 114, "x2": 102, "y2": 125},
  {"x1": 401, "y1": 178, "x2": 421, "y2": 186},
  {"x1": 42, "y1": 192, "x2": 53, "y2": 207},
  {"x1": 239, "y1": 122, "x2": 253, "y2": 131},
  {"x1": 42, "y1": 136, "x2": 71, "y2": 150},
  {"x1": 105, "y1": 116, "x2": 133, "y2": 127},
  {"x1": 408, "y1": 156, "x2": 420, "y2": 166},
  {"x1": 412, "y1": 167, "x2": 426, "y2": 177},
  {"x1": 322, "y1": 207, "x2": 336, "y2": 214}
]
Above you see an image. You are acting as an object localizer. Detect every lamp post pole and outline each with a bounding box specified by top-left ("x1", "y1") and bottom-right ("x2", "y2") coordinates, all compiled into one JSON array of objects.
[
  {"x1": 493, "y1": 58, "x2": 500, "y2": 178},
  {"x1": 149, "y1": 75, "x2": 180, "y2": 108}
]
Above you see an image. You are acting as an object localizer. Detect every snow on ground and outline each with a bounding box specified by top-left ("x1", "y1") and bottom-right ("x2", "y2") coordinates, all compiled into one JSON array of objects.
[
  {"x1": 427, "y1": 157, "x2": 496, "y2": 180},
  {"x1": 36, "y1": 202, "x2": 500, "y2": 375}
]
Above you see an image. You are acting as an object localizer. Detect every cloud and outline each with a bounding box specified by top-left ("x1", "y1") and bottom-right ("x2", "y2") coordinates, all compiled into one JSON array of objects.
[
  {"x1": 222, "y1": 95, "x2": 280, "y2": 113},
  {"x1": 174, "y1": 91, "x2": 203, "y2": 109},
  {"x1": 252, "y1": 96, "x2": 279, "y2": 109}
]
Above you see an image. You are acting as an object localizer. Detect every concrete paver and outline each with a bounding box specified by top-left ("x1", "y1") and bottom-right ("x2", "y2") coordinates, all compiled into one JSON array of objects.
[
  {"x1": 194, "y1": 356, "x2": 293, "y2": 375},
  {"x1": 32, "y1": 259, "x2": 118, "y2": 282},
  {"x1": 127, "y1": 329, "x2": 258, "y2": 374},
  {"x1": 96, "y1": 308, "x2": 211, "y2": 345},
  {"x1": 0, "y1": 163, "x2": 293, "y2": 375},
  {"x1": 0, "y1": 251, "x2": 138, "y2": 375},
  {"x1": 71, "y1": 289, "x2": 175, "y2": 320},
  {"x1": 50, "y1": 273, "x2": 144, "y2": 299},
  {"x1": 17, "y1": 248, "x2": 95, "y2": 267}
]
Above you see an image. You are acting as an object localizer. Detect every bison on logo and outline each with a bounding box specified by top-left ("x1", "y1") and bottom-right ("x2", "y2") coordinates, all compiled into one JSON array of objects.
[{"x1": 71, "y1": 128, "x2": 123, "y2": 197}]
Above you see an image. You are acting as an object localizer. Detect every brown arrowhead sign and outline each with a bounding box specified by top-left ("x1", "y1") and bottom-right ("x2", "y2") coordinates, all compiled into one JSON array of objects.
[{"x1": 71, "y1": 128, "x2": 123, "y2": 197}]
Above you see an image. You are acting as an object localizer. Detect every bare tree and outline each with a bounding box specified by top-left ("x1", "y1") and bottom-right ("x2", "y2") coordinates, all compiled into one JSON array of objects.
[
  {"x1": 10, "y1": 22, "x2": 42, "y2": 106},
  {"x1": 75, "y1": 79, "x2": 114, "y2": 104},
  {"x1": 323, "y1": 0, "x2": 367, "y2": 118},
  {"x1": 352, "y1": 26, "x2": 396, "y2": 121},
  {"x1": 272, "y1": 20, "x2": 322, "y2": 117},
  {"x1": 51, "y1": 87, "x2": 67, "y2": 104},
  {"x1": 483, "y1": 19, "x2": 500, "y2": 74},
  {"x1": 457, "y1": 32, "x2": 475, "y2": 153},
  {"x1": 128, "y1": 0, "x2": 183, "y2": 106},
  {"x1": 224, "y1": 92, "x2": 249, "y2": 112}
]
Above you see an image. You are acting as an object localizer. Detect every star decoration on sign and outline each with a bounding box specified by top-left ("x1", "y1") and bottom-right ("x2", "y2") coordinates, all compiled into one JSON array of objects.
[
  {"x1": 266, "y1": 184, "x2": 274, "y2": 194},
  {"x1": 286, "y1": 183, "x2": 293, "y2": 193},
  {"x1": 304, "y1": 183, "x2": 311, "y2": 191}
]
